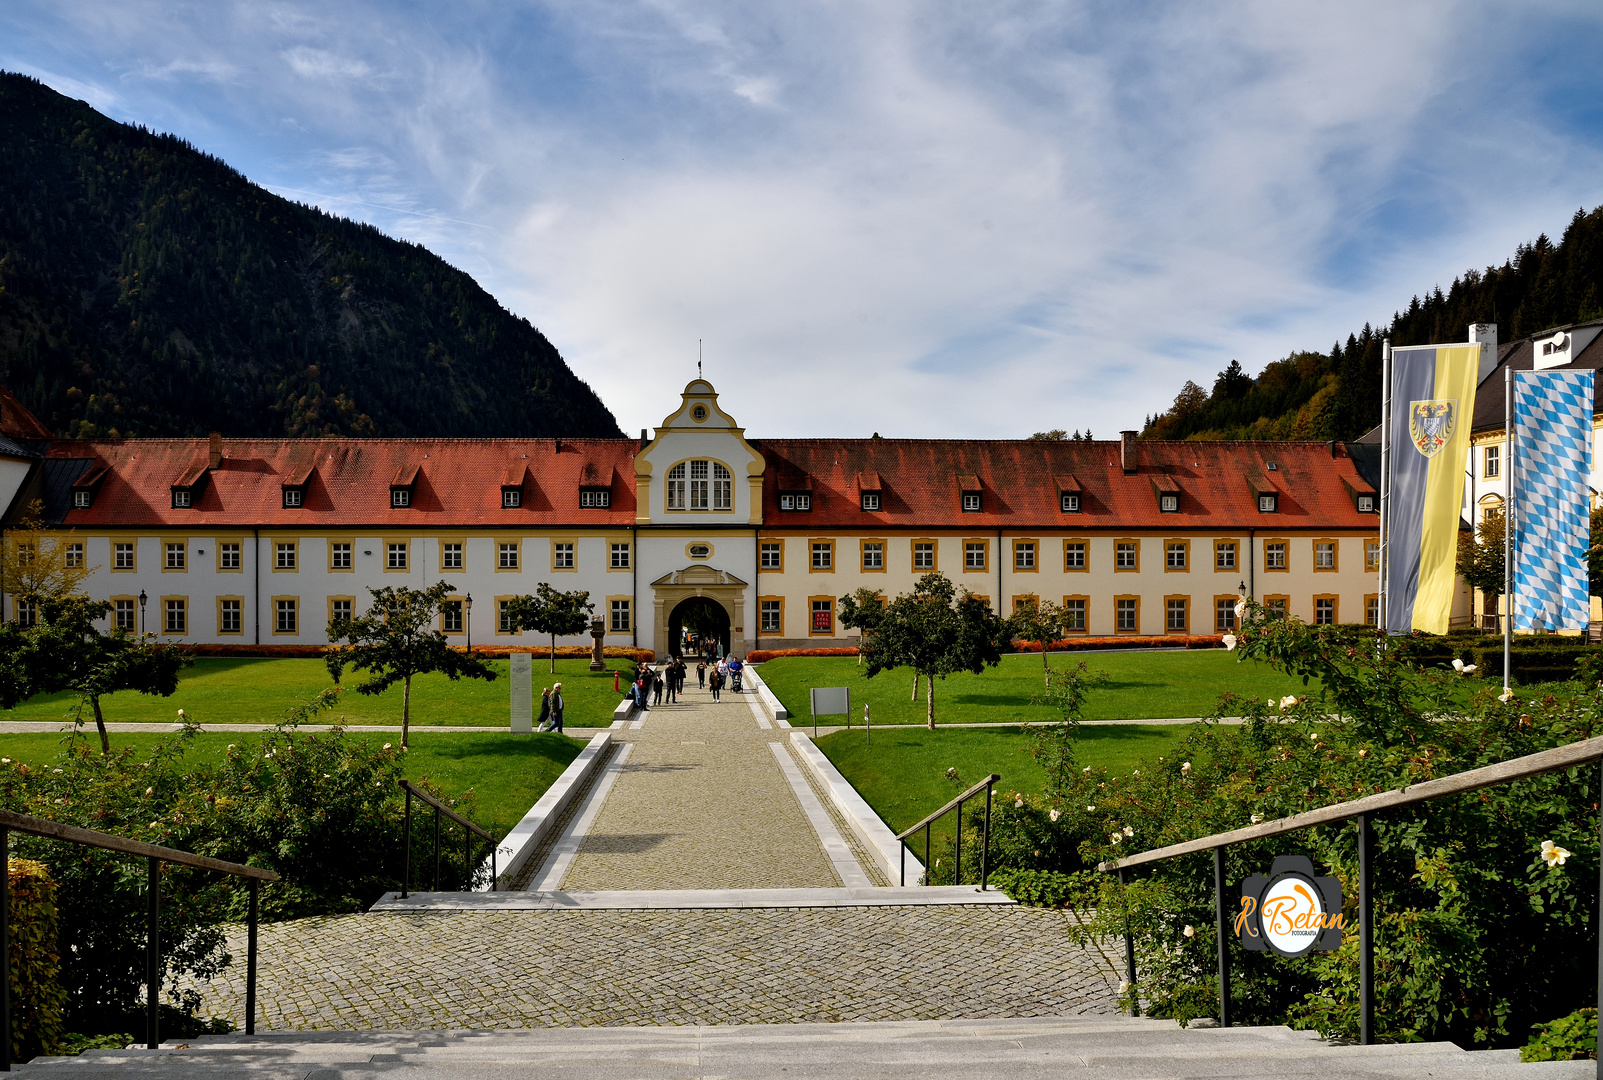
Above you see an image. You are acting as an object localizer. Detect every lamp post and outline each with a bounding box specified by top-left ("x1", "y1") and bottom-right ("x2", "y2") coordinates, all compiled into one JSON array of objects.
[
  {"x1": 465, "y1": 593, "x2": 473, "y2": 653},
  {"x1": 138, "y1": 590, "x2": 147, "y2": 635}
]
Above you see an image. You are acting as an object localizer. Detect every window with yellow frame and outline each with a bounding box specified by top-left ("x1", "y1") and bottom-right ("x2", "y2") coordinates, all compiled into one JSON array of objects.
[
  {"x1": 1061, "y1": 595, "x2": 1089, "y2": 632},
  {"x1": 1163, "y1": 538, "x2": 1189, "y2": 572},
  {"x1": 1012, "y1": 538, "x2": 1039, "y2": 572},
  {"x1": 1113, "y1": 594, "x2": 1140, "y2": 633},
  {"x1": 1113, "y1": 538, "x2": 1139, "y2": 572},
  {"x1": 1313, "y1": 538, "x2": 1338, "y2": 572},
  {"x1": 860, "y1": 538, "x2": 887, "y2": 572}
]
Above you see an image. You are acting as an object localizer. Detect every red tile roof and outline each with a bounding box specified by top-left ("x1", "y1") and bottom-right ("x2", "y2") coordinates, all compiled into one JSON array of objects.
[
  {"x1": 0, "y1": 385, "x2": 51, "y2": 441},
  {"x1": 45, "y1": 438, "x2": 638, "y2": 528},
  {"x1": 753, "y1": 439, "x2": 1376, "y2": 531}
]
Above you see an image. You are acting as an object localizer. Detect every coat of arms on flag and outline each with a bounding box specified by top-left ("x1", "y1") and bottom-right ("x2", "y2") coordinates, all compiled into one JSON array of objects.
[{"x1": 1409, "y1": 399, "x2": 1457, "y2": 458}]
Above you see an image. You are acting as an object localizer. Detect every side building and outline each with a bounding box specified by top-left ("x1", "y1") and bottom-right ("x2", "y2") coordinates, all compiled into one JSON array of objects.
[{"x1": 0, "y1": 379, "x2": 1382, "y2": 655}]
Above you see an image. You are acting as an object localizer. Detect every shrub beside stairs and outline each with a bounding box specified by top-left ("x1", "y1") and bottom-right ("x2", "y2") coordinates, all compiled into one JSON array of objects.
[{"x1": 16, "y1": 1016, "x2": 1596, "y2": 1077}]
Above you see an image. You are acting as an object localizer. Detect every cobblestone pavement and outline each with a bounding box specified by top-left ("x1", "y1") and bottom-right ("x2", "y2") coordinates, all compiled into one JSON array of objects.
[
  {"x1": 199, "y1": 906, "x2": 1121, "y2": 1030},
  {"x1": 555, "y1": 684, "x2": 846, "y2": 890}
]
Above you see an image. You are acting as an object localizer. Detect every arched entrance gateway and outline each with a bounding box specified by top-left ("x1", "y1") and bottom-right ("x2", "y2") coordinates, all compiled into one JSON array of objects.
[{"x1": 649, "y1": 565, "x2": 748, "y2": 658}]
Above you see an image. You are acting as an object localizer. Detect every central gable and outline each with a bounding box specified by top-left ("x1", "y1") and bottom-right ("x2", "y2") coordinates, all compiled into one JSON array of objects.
[{"x1": 635, "y1": 380, "x2": 765, "y2": 525}]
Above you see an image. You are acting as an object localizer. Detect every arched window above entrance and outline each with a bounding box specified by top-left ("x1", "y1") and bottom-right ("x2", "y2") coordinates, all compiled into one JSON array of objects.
[{"x1": 666, "y1": 460, "x2": 733, "y2": 512}]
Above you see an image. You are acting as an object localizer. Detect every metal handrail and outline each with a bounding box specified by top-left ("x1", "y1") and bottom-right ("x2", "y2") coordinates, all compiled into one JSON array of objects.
[
  {"x1": 895, "y1": 773, "x2": 1000, "y2": 889},
  {"x1": 0, "y1": 807, "x2": 280, "y2": 1068},
  {"x1": 398, "y1": 780, "x2": 495, "y2": 897},
  {"x1": 1097, "y1": 733, "x2": 1603, "y2": 1050}
]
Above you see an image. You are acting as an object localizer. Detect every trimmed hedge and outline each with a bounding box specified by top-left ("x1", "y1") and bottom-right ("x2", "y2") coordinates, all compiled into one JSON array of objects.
[
  {"x1": 8, "y1": 858, "x2": 66, "y2": 1061},
  {"x1": 746, "y1": 648, "x2": 860, "y2": 662},
  {"x1": 182, "y1": 643, "x2": 653, "y2": 662}
]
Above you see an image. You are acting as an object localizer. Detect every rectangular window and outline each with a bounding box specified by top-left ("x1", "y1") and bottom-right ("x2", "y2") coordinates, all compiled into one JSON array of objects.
[
  {"x1": 275, "y1": 542, "x2": 296, "y2": 570},
  {"x1": 712, "y1": 462, "x2": 731, "y2": 511},
  {"x1": 114, "y1": 542, "x2": 135, "y2": 570},
  {"x1": 1366, "y1": 595, "x2": 1380, "y2": 626},
  {"x1": 441, "y1": 600, "x2": 463, "y2": 634},
  {"x1": 283, "y1": 488, "x2": 303, "y2": 508},
  {"x1": 391, "y1": 488, "x2": 410, "y2": 508},
  {"x1": 275, "y1": 598, "x2": 297, "y2": 634},
  {"x1": 65, "y1": 542, "x2": 84, "y2": 568},
  {"x1": 760, "y1": 599, "x2": 782, "y2": 633},
  {"x1": 778, "y1": 492, "x2": 812, "y2": 511},
  {"x1": 165, "y1": 542, "x2": 186, "y2": 570},
  {"x1": 962, "y1": 493, "x2": 981, "y2": 512},
  {"x1": 503, "y1": 488, "x2": 522, "y2": 508},
  {"x1": 862, "y1": 542, "x2": 884, "y2": 570},
  {"x1": 760, "y1": 542, "x2": 782, "y2": 570},
  {"x1": 1160, "y1": 494, "x2": 1179, "y2": 512},
  {"x1": 965, "y1": 542, "x2": 987, "y2": 570},
  {"x1": 15, "y1": 600, "x2": 36, "y2": 629},
  {"x1": 612, "y1": 543, "x2": 631, "y2": 569},
  {"x1": 499, "y1": 542, "x2": 520, "y2": 569},
  {"x1": 331, "y1": 598, "x2": 353, "y2": 624},
  {"x1": 1357, "y1": 494, "x2": 1375, "y2": 513},
  {"x1": 1314, "y1": 597, "x2": 1336, "y2": 625},
  {"x1": 1484, "y1": 444, "x2": 1500, "y2": 478},
  {"x1": 1215, "y1": 541, "x2": 1237, "y2": 570},
  {"x1": 499, "y1": 600, "x2": 515, "y2": 633},
  {"x1": 1116, "y1": 597, "x2": 1138, "y2": 632},
  {"x1": 219, "y1": 599, "x2": 242, "y2": 634},
  {"x1": 221, "y1": 542, "x2": 242, "y2": 569},
  {"x1": 165, "y1": 598, "x2": 186, "y2": 635},
  {"x1": 1166, "y1": 597, "x2": 1188, "y2": 633},
  {"x1": 581, "y1": 489, "x2": 611, "y2": 508},
  {"x1": 1365, "y1": 540, "x2": 1380, "y2": 572},
  {"x1": 1015, "y1": 542, "x2": 1036, "y2": 570},
  {"x1": 114, "y1": 599, "x2": 136, "y2": 631},
  {"x1": 73, "y1": 490, "x2": 92, "y2": 509},
  {"x1": 1165, "y1": 541, "x2": 1187, "y2": 570},
  {"x1": 172, "y1": 489, "x2": 192, "y2": 508},
  {"x1": 387, "y1": 543, "x2": 408, "y2": 570},
  {"x1": 1265, "y1": 542, "x2": 1286, "y2": 570},
  {"x1": 1315, "y1": 542, "x2": 1336, "y2": 571},
  {"x1": 812, "y1": 542, "x2": 833, "y2": 570},
  {"x1": 861, "y1": 492, "x2": 880, "y2": 511},
  {"x1": 1063, "y1": 598, "x2": 1087, "y2": 631},
  {"x1": 913, "y1": 542, "x2": 935, "y2": 570},
  {"x1": 1266, "y1": 596, "x2": 1289, "y2": 615},
  {"x1": 442, "y1": 542, "x2": 464, "y2": 570},
  {"x1": 1065, "y1": 542, "x2": 1086, "y2": 570},
  {"x1": 1115, "y1": 542, "x2": 1137, "y2": 570},
  {"x1": 610, "y1": 598, "x2": 631, "y2": 632},
  {"x1": 811, "y1": 598, "x2": 833, "y2": 635},
  {"x1": 1061, "y1": 492, "x2": 1080, "y2": 513},
  {"x1": 553, "y1": 542, "x2": 575, "y2": 569},
  {"x1": 1216, "y1": 597, "x2": 1237, "y2": 632},
  {"x1": 667, "y1": 463, "x2": 687, "y2": 510},
  {"x1": 1257, "y1": 494, "x2": 1277, "y2": 513},
  {"x1": 689, "y1": 459, "x2": 709, "y2": 510}
]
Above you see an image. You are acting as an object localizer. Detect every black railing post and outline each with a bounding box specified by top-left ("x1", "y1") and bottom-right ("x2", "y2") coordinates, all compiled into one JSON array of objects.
[
  {"x1": 146, "y1": 857, "x2": 160, "y2": 1050},
  {"x1": 1213, "y1": 847, "x2": 1231, "y2": 1027},
  {"x1": 246, "y1": 877, "x2": 258, "y2": 1036},
  {"x1": 1359, "y1": 812, "x2": 1374, "y2": 1045},
  {"x1": 924, "y1": 825, "x2": 931, "y2": 887},
  {"x1": 400, "y1": 786, "x2": 412, "y2": 899},
  {"x1": 1, "y1": 825, "x2": 10, "y2": 1073},
  {"x1": 463, "y1": 821, "x2": 470, "y2": 891},
  {"x1": 980, "y1": 782, "x2": 993, "y2": 891},
  {"x1": 954, "y1": 801, "x2": 962, "y2": 886},
  {"x1": 1118, "y1": 866, "x2": 1137, "y2": 1016},
  {"x1": 492, "y1": 840, "x2": 498, "y2": 893},
  {"x1": 432, "y1": 805, "x2": 441, "y2": 892},
  {"x1": 900, "y1": 841, "x2": 906, "y2": 887}
]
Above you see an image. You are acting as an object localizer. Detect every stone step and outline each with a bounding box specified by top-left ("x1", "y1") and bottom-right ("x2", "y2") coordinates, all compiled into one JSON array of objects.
[{"x1": 16, "y1": 1019, "x2": 1594, "y2": 1078}]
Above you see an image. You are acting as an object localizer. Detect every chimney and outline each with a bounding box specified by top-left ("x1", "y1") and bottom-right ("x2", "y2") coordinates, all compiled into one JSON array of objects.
[
  {"x1": 1470, "y1": 323, "x2": 1498, "y2": 385},
  {"x1": 640, "y1": 428, "x2": 649, "y2": 450},
  {"x1": 1120, "y1": 430, "x2": 1137, "y2": 474},
  {"x1": 208, "y1": 431, "x2": 222, "y2": 470}
]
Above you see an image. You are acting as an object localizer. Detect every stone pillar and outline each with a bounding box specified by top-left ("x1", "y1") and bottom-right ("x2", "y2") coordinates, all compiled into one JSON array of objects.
[
  {"x1": 509, "y1": 653, "x2": 532, "y2": 733},
  {"x1": 589, "y1": 616, "x2": 606, "y2": 671}
]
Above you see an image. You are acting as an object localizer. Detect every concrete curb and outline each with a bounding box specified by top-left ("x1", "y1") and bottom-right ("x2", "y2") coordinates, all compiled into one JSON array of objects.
[
  {"x1": 610, "y1": 698, "x2": 636, "y2": 724},
  {"x1": 788, "y1": 731, "x2": 924, "y2": 886},
  {"x1": 372, "y1": 884, "x2": 1007, "y2": 911},
  {"x1": 481, "y1": 731, "x2": 613, "y2": 891},
  {"x1": 742, "y1": 665, "x2": 790, "y2": 725}
]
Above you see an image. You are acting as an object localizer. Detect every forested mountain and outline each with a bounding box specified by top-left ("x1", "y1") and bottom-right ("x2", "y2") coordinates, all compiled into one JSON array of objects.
[
  {"x1": 0, "y1": 73, "x2": 621, "y2": 440},
  {"x1": 1140, "y1": 205, "x2": 1603, "y2": 442}
]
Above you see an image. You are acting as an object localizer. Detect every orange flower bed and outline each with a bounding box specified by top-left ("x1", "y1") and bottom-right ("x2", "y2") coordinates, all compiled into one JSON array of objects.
[
  {"x1": 1011, "y1": 635, "x2": 1225, "y2": 652},
  {"x1": 747, "y1": 647, "x2": 860, "y2": 663}
]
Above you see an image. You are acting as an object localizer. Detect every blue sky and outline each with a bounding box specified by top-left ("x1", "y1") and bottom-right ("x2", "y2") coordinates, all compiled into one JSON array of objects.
[{"x1": 5, "y1": 1, "x2": 1603, "y2": 438}]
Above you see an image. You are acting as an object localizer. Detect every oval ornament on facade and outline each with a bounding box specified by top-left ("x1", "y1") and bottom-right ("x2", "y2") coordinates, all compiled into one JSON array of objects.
[{"x1": 687, "y1": 543, "x2": 712, "y2": 559}]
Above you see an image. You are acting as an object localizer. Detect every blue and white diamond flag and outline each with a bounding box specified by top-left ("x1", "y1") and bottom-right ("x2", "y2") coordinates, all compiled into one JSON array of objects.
[{"x1": 1513, "y1": 369, "x2": 1595, "y2": 631}]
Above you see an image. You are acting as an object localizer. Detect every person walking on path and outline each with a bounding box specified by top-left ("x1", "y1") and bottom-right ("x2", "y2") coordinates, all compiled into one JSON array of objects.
[
  {"x1": 709, "y1": 667, "x2": 722, "y2": 702},
  {"x1": 653, "y1": 668, "x2": 664, "y2": 705},
  {"x1": 665, "y1": 662, "x2": 678, "y2": 704},
  {"x1": 546, "y1": 683, "x2": 565, "y2": 733},
  {"x1": 634, "y1": 673, "x2": 650, "y2": 712},
  {"x1": 696, "y1": 660, "x2": 706, "y2": 688},
  {"x1": 729, "y1": 657, "x2": 743, "y2": 693},
  {"x1": 536, "y1": 687, "x2": 551, "y2": 731}
]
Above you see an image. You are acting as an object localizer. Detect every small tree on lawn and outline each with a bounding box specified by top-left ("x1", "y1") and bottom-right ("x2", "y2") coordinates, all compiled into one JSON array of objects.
[
  {"x1": 863, "y1": 573, "x2": 1005, "y2": 729},
  {"x1": 1029, "y1": 661, "x2": 1109, "y2": 797},
  {"x1": 505, "y1": 583, "x2": 594, "y2": 674},
  {"x1": 838, "y1": 587, "x2": 885, "y2": 667},
  {"x1": 0, "y1": 595, "x2": 189, "y2": 753},
  {"x1": 1009, "y1": 597, "x2": 1069, "y2": 685},
  {"x1": 325, "y1": 582, "x2": 497, "y2": 749},
  {"x1": 0, "y1": 500, "x2": 96, "y2": 611}
]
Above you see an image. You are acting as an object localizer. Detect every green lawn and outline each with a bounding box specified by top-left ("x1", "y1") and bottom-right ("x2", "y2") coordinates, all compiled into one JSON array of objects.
[
  {"x1": 0, "y1": 657, "x2": 634, "y2": 730},
  {"x1": 761, "y1": 650, "x2": 1316, "y2": 725},
  {"x1": 817, "y1": 723, "x2": 1189, "y2": 850},
  {"x1": 0, "y1": 729, "x2": 583, "y2": 838}
]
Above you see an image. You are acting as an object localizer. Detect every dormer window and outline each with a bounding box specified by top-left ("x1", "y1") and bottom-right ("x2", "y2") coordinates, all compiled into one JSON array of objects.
[
  {"x1": 503, "y1": 488, "x2": 522, "y2": 508},
  {"x1": 962, "y1": 493, "x2": 981, "y2": 512},
  {"x1": 779, "y1": 492, "x2": 812, "y2": 511},
  {"x1": 391, "y1": 488, "x2": 411, "y2": 508},
  {"x1": 1061, "y1": 493, "x2": 1080, "y2": 512},
  {"x1": 1357, "y1": 494, "x2": 1374, "y2": 513},
  {"x1": 73, "y1": 490, "x2": 92, "y2": 509},
  {"x1": 1258, "y1": 494, "x2": 1278, "y2": 513},
  {"x1": 390, "y1": 463, "x2": 419, "y2": 509},
  {"x1": 580, "y1": 488, "x2": 611, "y2": 508},
  {"x1": 1160, "y1": 494, "x2": 1179, "y2": 512},
  {"x1": 861, "y1": 493, "x2": 880, "y2": 511},
  {"x1": 283, "y1": 487, "x2": 304, "y2": 509},
  {"x1": 172, "y1": 488, "x2": 193, "y2": 509}
]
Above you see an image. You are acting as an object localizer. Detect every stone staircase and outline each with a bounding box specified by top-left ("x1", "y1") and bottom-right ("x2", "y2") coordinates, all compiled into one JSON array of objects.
[{"x1": 19, "y1": 1016, "x2": 1591, "y2": 1078}]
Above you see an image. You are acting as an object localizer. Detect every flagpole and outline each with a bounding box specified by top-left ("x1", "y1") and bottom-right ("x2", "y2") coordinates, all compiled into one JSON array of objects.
[
  {"x1": 1504, "y1": 363, "x2": 1512, "y2": 694},
  {"x1": 1380, "y1": 338, "x2": 1391, "y2": 641}
]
